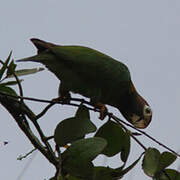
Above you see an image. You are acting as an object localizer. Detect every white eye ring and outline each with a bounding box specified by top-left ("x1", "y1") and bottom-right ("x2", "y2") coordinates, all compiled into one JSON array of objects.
[{"x1": 143, "y1": 105, "x2": 152, "y2": 117}]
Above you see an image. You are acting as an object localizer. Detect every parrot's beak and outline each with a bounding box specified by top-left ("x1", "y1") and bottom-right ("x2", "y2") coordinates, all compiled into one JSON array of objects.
[
  {"x1": 120, "y1": 110, "x2": 152, "y2": 129},
  {"x1": 131, "y1": 114, "x2": 152, "y2": 129}
]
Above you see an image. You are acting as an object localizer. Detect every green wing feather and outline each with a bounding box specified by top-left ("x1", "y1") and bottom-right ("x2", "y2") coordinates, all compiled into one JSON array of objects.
[
  {"x1": 50, "y1": 46, "x2": 132, "y2": 100},
  {"x1": 51, "y1": 46, "x2": 130, "y2": 83}
]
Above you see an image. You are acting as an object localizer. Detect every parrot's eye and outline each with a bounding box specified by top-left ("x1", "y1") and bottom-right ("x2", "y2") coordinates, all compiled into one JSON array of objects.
[{"x1": 143, "y1": 105, "x2": 152, "y2": 117}]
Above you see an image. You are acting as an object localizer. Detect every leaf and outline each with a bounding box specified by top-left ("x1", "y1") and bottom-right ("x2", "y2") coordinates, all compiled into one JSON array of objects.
[
  {"x1": 63, "y1": 158, "x2": 94, "y2": 179},
  {"x1": 93, "y1": 166, "x2": 117, "y2": 180},
  {"x1": 143, "y1": 149, "x2": 178, "y2": 179},
  {"x1": 59, "y1": 175, "x2": 82, "y2": 180},
  {"x1": 95, "y1": 120, "x2": 125, "y2": 157},
  {"x1": 75, "y1": 104, "x2": 90, "y2": 118},
  {"x1": 50, "y1": 174, "x2": 80, "y2": 180},
  {"x1": 6, "y1": 60, "x2": 17, "y2": 77},
  {"x1": 110, "y1": 153, "x2": 143, "y2": 178},
  {"x1": 155, "y1": 169, "x2": 180, "y2": 180},
  {"x1": 0, "y1": 85, "x2": 17, "y2": 97},
  {"x1": 6, "y1": 67, "x2": 44, "y2": 78},
  {"x1": 54, "y1": 117, "x2": 83, "y2": 146},
  {"x1": 158, "y1": 152, "x2": 177, "y2": 172},
  {"x1": 62, "y1": 137, "x2": 107, "y2": 179},
  {"x1": 93, "y1": 154, "x2": 142, "y2": 179},
  {"x1": 62, "y1": 137, "x2": 107, "y2": 162},
  {"x1": 142, "y1": 148, "x2": 161, "y2": 177},
  {"x1": 66, "y1": 176, "x2": 82, "y2": 180},
  {"x1": 0, "y1": 79, "x2": 23, "y2": 86},
  {"x1": 0, "y1": 51, "x2": 12, "y2": 80},
  {"x1": 54, "y1": 105, "x2": 96, "y2": 146},
  {"x1": 120, "y1": 131, "x2": 131, "y2": 163}
]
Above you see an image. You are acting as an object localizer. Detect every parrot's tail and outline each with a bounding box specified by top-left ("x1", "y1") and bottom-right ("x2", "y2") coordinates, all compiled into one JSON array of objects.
[
  {"x1": 16, "y1": 55, "x2": 42, "y2": 63},
  {"x1": 30, "y1": 38, "x2": 56, "y2": 53},
  {"x1": 16, "y1": 38, "x2": 57, "y2": 63}
]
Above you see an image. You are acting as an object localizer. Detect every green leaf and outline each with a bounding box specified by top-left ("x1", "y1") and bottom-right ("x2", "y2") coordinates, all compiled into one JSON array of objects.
[
  {"x1": 142, "y1": 148, "x2": 161, "y2": 177},
  {"x1": 64, "y1": 175, "x2": 82, "y2": 180},
  {"x1": 61, "y1": 175, "x2": 82, "y2": 180},
  {"x1": 62, "y1": 137, "x2": 107, "y2": 162},
  {"x1": 120, "y1": 131, "x2": 130, "y2": 163},
  {"x1": 75, "y1": 104, "x2": 90, "y2": 118},
  {"x1": 62, "y1": 137, "x2": 107, "y2": 179},
  {"x1": 67, "y1": 176, "x2": 82, "y2": 180},
  {"x1": 93, "y1": 154, "x2": 142, "y2": 179},
  {"x1": 63, "y1": 158, "x2": 94, "y2": 179},
  {"x1": 158, "y1": 152, "x2": 177, "y2": 172},
  {"x1": 93, "y1": 166, "x2": 117, "y2": 180},
  {"x1": 0, "y1": 79, "x2": 23, "y2": 86},
  {"x1": 54, "y1": 105, "x2": 96, "y2": 146},
  {"x1": 117, "y1": 153, "x2": 143, "y2": 177},
  {"x1": 95, "y1": 120, "x2": 125, "y2": 157},
  {"x1": 6, "y1": 60, "x2": 17, "y2": 77},
  {"x1": 106, "y1": 153, "x2": 143, "y2": 179},
  {"x1": 50, "y1": 174, "x2": 80, "y2": 180},
  {"x1": 155, "y1": 169, "x2": 180, "y2": 180},
  {"x1": 0, "y1": 51, "x2": 12, "y2": 80},
  {"x1": 6, "y1": 67, "x2": 44, "y2": 78},
  {"x1": 143, "y1": 149, "x2": 178, "y2": 178},
  {"x1": 0, "y1": 85, "x2": 17, "y2": 97}
]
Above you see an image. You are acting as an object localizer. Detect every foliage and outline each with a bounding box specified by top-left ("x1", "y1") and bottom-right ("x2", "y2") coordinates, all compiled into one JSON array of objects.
[{"x1": 0, "y1": 53, "x2": 180, "y2": 180}]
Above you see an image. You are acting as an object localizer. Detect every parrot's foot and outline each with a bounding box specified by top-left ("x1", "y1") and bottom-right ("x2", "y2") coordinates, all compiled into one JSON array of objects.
[
  {"x1": 52, "y1": 93, "x2": 71, "y2": 104},
  {"x1": 94, "y1": 102, "x2": 108, "y2": 120},
  {"x1": 64, "y1": 144, "x2": 69, "y2": 149}
]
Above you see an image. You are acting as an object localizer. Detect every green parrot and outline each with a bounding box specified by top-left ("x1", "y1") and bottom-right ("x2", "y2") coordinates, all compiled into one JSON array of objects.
[{"x1": 17, "y1": 38, "x2": 152, "y2": 129}]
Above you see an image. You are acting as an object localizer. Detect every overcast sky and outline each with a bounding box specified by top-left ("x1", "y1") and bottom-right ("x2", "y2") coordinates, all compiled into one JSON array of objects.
[{"x1": 1, "y1": 0, "x2": 180, "y2": 179}]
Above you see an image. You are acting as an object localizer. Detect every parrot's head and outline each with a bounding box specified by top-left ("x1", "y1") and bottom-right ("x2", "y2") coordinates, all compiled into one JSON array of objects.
[
  {"x1": 120, "y1": 98, "x2": 152, "y2": 129},
  {"x1": 119, "y1": 82, "x2": 152, "y2": 129}
]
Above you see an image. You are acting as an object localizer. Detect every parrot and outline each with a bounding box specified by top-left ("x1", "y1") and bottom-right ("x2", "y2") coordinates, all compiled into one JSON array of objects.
[{"x1": 17, "y1": 38, "x2": 152, "y2": 129}]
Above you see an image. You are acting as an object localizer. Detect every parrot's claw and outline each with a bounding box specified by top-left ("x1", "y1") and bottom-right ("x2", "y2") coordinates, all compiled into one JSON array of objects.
[{"x1": 94, "y1": 103, "x2": 108, "y2": 120}]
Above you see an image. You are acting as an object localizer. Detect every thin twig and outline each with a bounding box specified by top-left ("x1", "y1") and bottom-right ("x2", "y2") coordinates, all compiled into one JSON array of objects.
[
  {"x1": 16, "y1": 150, "x2": 38, "y2": 180},
  {"x1": 45, "y1": 136, "x2": 54, "y2": 141},
  {"x1": 17, "y1": 148, "x2": 37, "y2": 160},
  {"x1": 36, "y1": 102, "x2": 56, "y2": 120},
  {"x1": 55, "y1": 145, "x2": 63, "y2": 180},
  {"x1": 129, "y1": 132, "x2": 147, "y2": 151}
]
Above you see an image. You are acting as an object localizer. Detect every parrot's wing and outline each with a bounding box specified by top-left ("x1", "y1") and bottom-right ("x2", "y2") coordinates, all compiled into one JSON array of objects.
[
  {"x1": 28, "y1": 39, "x2": 131, "y2": 87},
  {"x1": 50, "y1": 46, "x2": 131, "y2": 88}
]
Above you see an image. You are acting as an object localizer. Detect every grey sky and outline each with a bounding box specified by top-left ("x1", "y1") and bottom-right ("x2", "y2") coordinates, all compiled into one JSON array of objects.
[{"x1": 1, "y1": 0, "x2": 180, "y2": 179}]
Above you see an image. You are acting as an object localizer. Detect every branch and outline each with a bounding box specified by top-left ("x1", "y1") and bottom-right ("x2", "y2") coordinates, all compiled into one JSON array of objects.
[
  {"x1": 0, "y1": 91, "x2": 180, "y2": 158},
  {"x1": 17, "y1": 148, "x2": 36, "y2": 160},
  {"x1": 0, "y1": 95, "x2": 58, "y2": 167}
]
